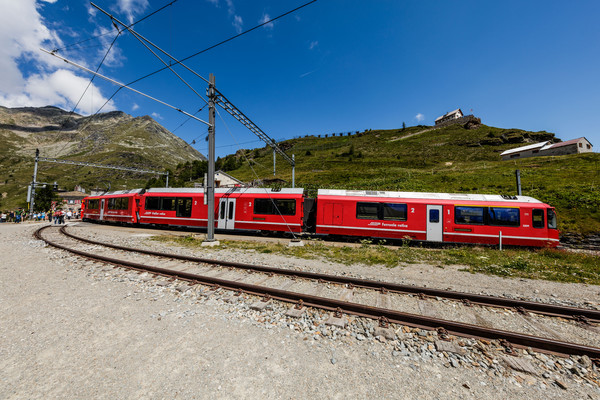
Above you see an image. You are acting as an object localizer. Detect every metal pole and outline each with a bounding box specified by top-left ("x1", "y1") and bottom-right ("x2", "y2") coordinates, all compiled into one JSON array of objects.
[
  {"x1": 206, "y1": 73, "x2": 216, "y2": 242},
  {"x1": 273, "y1": 149, "x2": 276, "y2": 176},
  {"x1": 30, "y1": 149, "x2": 39, "y2": 217},
  {"x1": 292, "y1": 154, "x2": 295, "y2": 188},
  {"x1": 515, "y1": 169, "x2": 522, "y2": 196},
  {"x1": 165, "y1": 171, "x2": 169, "y2": 188}
]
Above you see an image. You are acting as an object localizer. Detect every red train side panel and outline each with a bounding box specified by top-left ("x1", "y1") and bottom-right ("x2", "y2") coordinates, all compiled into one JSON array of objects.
[
  {"x1": 315, "y1": 189, "x2": 559, "y2": 247},
  {"x1": 136, "y1": 187, "x2": 304, "y2": 233}
]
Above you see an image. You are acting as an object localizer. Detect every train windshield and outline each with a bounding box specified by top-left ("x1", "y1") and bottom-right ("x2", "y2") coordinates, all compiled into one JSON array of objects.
[{"x1": 547, "y1": 208, "x2": 557, "y2": 229}]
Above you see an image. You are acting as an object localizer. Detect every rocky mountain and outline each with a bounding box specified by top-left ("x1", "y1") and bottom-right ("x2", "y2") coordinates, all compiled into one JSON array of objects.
[{"x1": 0, "y1": 106, "x2": 205, "y2": 208}]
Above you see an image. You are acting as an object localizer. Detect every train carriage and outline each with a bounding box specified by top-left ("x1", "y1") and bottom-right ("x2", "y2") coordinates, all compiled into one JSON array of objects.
[
  {"x1": 81, "y1": 189, "x2": 143, "y2": 223},
  {"x1": 314, "y1": 189, "x2": 559, "y2": 247},
  {"x1": 135, "y1": 187, "x2": 305, "y2": 233}
]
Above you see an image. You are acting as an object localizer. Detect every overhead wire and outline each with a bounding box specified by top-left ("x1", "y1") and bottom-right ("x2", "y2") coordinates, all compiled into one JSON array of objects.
[
  {"x1": 53, "y1": 0, "x2": 180, "y2": 53},
  {"x1": 113, "y1": 0, "x2": 318, "y2": 90},
  {"x1": 50, "y1": 29, "x2": 123, "y2": 157},
  {"x1": 44, "y1": 1, "x2": 179, "y2": 163}
]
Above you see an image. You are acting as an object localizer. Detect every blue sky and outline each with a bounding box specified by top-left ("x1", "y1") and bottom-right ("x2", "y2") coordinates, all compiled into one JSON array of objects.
[{"x1": 1, "y1": 0, "x2": 599, "y2": 159}]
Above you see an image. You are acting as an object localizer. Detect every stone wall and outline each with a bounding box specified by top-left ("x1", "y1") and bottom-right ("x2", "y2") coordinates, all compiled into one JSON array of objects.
[{"x1": 434, "y1": 114, "x2": 481, "y2": 129}]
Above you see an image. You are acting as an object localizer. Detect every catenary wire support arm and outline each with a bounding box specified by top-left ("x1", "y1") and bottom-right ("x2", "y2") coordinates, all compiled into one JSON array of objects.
[
  {"x1": 40, "y1": 48, "x2": 212, "y2": 127},
  {"x1": 38, "y1": 157, "x2": 169, "y2": 176},
  {"x1": 213, "y1": 89, "x2": 295, "y2": 167}
]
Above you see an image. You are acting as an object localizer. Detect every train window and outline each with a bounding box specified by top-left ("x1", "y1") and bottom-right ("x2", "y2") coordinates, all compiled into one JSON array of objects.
[
  {"x1": 228, "y1": 201, "x2": 234, "y2": 219},
  {"x1": 254, "y1": 198, "x2": 296, "y2": 215},
  {"x1": 88, "y1": 199, "x2": 99, "y2": 209},
  {"x1": 356, "y1": 202, "x2": 379, "y2": 219},
  {"x1": 161, "y1": 198, "x2": 176, "y2": 211},
  {"x1": 176, "y1": 198, "x2": 192, "y2": 218},
  {"x1": 532, "y1": 209, "x2": 545, "y2": 228},
  {"x1": 107, "y1": 198, "x2": 117, "y2": 210},
  {"x1": 120, "y1": 198, "x2": 129, "y2": 210},
  {"x1": 383, "y1": 203, "x2": 407, "y2": 221},
  {"x1": 145, "y1": 197, "x2": 160, "y2": 210},
  {"x1": 220, "y1": 202, "x2": 226, "y2": 219},
  {"x1": 429, "y1": 209, "x2": 440, "y2": 223},
  {"x1": 454, "y1": 206, "x2": 485, "y2": 224},
  {"x1": 487, "y1": 207, "x2": 520, "y2": 227},
  {"x1": 547, "y1": 209, "x2": 557, "y2": 229}
]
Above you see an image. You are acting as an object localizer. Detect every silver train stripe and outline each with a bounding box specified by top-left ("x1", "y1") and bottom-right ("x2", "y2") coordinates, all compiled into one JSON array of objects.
[
  {"x1": 444, "y1": 231, "x2": 559, "y2": 242},
  {"x1": 316, "y1": 225, "x2": 426, "y2": 234}
]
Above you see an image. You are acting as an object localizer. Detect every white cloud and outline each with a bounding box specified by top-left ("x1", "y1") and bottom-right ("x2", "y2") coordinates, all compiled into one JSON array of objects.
[
  {"x1": 415, "y1": 113, "x2": 425, "y2": 122},
  {"x1": 225, "y1": 0, "x2": 235, "y2": 16},
  {"x1": 309, "y1": 40, "x2": 318, "y2": 50},
  {"x1": 1, "y1": 69, "x2": 116, "y2": 114},
  {"x1": 132, "y1": 103, "x2": 140, "y2": 111},
  {"x1": 115, "y1": 0, "x2": 149, "y2": 24},
  {"x1": 207, "y1": 0, "x2": 243, "y2": 34},
  {"x1": 260, "y1": 13, "x2": 274, "y2": 30},
  {"x1": 232, "y1": 15, "x2": 243, "y2": 34},
  {"x1": 0, "y1": 0, "x2": 116, "y2": 115},
  {"x1": 151, "y1": 112, "x2": 162, "y2": 120}
]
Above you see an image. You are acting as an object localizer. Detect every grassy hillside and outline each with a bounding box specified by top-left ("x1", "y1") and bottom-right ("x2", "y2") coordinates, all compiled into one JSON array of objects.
[{"x1": 222, "y1": 124, "x2": 599, "y2": 235}]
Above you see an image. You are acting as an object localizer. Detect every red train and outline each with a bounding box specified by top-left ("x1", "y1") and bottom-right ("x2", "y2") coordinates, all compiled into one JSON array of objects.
[{"x1": 81, "y1": 187, "x2": 559, "y2": 247}]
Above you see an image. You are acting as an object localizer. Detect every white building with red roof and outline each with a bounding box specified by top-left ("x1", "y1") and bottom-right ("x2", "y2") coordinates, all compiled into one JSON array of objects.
[{"x1": 501, "y1": 137, "x2": 593, "y2": 160}]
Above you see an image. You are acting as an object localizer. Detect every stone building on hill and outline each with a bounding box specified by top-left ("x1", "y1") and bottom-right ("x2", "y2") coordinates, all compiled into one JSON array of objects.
[
  {"x1": 500, "y1": 137, "x2": 593, "y2": 160},
  {"x1": 435, "y1": 109, "x2": 463, "y2": 126}
]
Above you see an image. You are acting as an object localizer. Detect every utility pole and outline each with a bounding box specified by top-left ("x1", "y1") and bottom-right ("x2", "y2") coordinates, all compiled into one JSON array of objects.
[
  {"x1": 29, "y1": 149, "x2": 39, "y2": 217},
  {"x1": 515, "y1": 169, "x2": 522, "y2": 196},
  {"x1": 273, "y1": 149, "x2": 276, "y2": 176},
  {"x1": 204, "y1": 73, "x2": 218, "y2": 244}
]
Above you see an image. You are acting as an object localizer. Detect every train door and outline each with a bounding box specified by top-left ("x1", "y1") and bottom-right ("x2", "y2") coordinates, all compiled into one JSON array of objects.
[
  {"x1": 426, "y1": 205, "x2": 443, "y2": 242},
  {"x1": 99, "y1": 199, "x2": 105, "y2": 221},
  {"x1": 217, "y1": 198, "x2": 236, "y2": 229},
  {"x1": 323, "y1": 203, "x2": 343, "y2": 226}
]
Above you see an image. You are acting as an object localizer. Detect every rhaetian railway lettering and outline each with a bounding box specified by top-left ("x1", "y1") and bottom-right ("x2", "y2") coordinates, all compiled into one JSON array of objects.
[{"x1": 368, "y1": 221, "x2": 408, "y2": 228}]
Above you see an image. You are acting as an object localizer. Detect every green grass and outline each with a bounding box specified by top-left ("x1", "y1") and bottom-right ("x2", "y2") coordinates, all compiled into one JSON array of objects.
[{"x1": 152, "y1": 235, "x2": 600, "y2": 285}]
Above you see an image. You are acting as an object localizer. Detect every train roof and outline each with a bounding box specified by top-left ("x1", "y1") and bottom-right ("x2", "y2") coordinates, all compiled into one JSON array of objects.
[
  {"x1": 88, "y1": 189, "x2": 145, "y2": 197},
  {"x1": 317, "y1": 189, "x2": 544, "y2": 204},
  {"x1": 145, "y1": 187, "x2": 305, "y2": 195}
]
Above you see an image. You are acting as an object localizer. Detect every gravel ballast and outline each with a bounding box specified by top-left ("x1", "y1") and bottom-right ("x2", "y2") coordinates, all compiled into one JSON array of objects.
[{"x1": 1, "y1": 222, "x2": 599, "y2": 399}]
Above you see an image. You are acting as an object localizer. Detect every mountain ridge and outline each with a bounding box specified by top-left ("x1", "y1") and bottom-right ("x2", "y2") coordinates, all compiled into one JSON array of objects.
[{"x1": 0, "y1": 105, "x2": 205, "y2": 208}]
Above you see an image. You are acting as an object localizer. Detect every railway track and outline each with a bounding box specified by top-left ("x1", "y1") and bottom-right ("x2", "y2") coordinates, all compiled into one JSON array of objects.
[{"x1": 35, "y1": 224, "x2": 600, "y2": 361}]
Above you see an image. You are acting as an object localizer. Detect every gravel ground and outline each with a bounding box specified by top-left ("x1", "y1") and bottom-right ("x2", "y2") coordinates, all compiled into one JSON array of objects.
[{"x1": 1, "y1": 221, "x2": 599, "y2": 399}]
